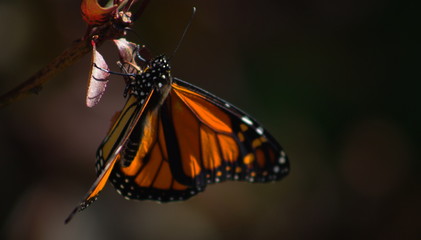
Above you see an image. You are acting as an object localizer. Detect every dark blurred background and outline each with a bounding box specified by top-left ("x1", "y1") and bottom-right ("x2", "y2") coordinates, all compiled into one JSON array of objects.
[{"x1": 0, "y1": 0, "x2": 420, "y2": 239}]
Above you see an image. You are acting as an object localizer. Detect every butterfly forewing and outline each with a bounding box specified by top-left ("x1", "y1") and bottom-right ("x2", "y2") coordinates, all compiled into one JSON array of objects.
[{"x1": 170, "y1": 79, "x2": 289, "y2": 184}]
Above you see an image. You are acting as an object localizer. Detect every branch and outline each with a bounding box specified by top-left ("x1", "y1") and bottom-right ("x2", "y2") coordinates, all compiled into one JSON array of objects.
[{"x1": 0, "y1": 38, "x2": 92, "y2": 108}]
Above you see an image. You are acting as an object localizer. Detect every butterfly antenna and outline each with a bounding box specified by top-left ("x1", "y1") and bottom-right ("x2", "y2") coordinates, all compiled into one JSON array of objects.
[{"x1": 169, "y1": 7, "x2": 197, "y2": 60}]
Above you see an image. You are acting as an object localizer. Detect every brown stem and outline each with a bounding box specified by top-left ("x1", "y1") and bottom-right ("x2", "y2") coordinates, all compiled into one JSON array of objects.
[{"x1": 0, "y1": 38, "x2": 92, "y2": 108}]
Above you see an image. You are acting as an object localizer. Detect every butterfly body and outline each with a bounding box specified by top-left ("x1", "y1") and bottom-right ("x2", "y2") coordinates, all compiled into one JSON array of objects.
[{"x1": 65, "y1": 54, "x2": 289, "y2": 223}]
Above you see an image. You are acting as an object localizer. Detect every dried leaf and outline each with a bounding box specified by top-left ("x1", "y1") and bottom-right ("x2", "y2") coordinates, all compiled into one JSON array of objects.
[
  {"x1": 114, "y1": 38, "x2": 138, "y2": 63},
  {"x1": 86, "y1": 42, "x2": 110, "y2": 107},
  {"x1": 114, "y1": 38, "x2": 151, "y2": 70}
]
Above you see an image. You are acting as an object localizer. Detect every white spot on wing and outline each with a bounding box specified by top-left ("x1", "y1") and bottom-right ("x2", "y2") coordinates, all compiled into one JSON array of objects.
[
  {"x1": 256, "y1": 126, "x2": 264, "y2": 135},
  {"x1": 279, "y1": 156, "x2": 286, "y2": 164},
  {"x1": 241, "y1": 116, "x2": 253, "y2": 126}
]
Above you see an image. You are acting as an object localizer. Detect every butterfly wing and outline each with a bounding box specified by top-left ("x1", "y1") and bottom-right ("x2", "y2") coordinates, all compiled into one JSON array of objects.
[{"x1": 165, "y1": 78, "x2": 290, "y2": 185}]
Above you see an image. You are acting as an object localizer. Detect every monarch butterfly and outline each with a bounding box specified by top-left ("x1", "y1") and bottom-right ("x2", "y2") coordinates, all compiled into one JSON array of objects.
[{"x1": 65, "y1": 53, "x2": 289, "y2": 223}]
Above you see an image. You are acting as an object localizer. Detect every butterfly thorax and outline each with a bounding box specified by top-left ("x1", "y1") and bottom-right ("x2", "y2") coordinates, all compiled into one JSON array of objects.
[{"x1": 127, "y1": 55, "x2": 172, "y2": 105}]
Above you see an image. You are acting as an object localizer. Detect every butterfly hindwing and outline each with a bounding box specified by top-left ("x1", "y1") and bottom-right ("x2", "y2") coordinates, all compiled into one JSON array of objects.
[{"x1": 108, "y1": 96, "x2": 205, "y2": 202}]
